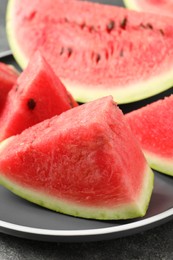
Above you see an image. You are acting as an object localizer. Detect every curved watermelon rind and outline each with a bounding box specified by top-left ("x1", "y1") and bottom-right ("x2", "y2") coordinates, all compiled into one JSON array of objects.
[
  {"x1": 6, "y1": 0, "x2": 173, "y2": 104},
  {"x1": 0, "y1": 167, "x2": 154, "y2": 220},
  {"x1": 143, "y1": 150, "x2": 173, "y2": 177},
  {"x1": 61, "y1": 74, "x2": 173, "y2": 104},
  {"x1": 123, "y1": 0, "x2": 142, "y2": 11},
  {"x1": 6, "y1": 0, "x2": 28, "y2": 69},
  {"x1": 0, "y1": 137, "x2": 154, "y2": 220}
]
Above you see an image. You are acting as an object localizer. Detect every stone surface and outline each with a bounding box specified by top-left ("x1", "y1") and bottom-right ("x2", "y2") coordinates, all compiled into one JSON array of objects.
[{"x1": 0, "y1": 0, "x2": 173, "y2": 259}]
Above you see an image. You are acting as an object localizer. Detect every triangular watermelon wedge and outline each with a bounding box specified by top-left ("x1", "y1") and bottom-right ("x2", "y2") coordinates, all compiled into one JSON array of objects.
[
  {"x1": 0, "y1": 96, "x2": 154, "y2": 220},
  {"x1": 0, "y1": 62, "x2": 18, "y2": 111},
  {"x1": 0, "y1": 51, "x2": 78, "y2": 142},
  {"x1": 126, "y1": 95, "x2": 173, "y2": 176}
]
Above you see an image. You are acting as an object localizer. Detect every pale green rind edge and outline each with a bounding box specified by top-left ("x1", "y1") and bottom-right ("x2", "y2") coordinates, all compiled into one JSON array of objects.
[
  {"x1": 60, "y1": 75, "x2": 173, "y2": 105},
  {"x1": 6, "y1": 0, "x2": 28, "y2": 67},
  {"x1": 143, "y1": 150, "x2": 173, "y2": 176},
  {"x1": 6, "y1": 0, "x2": 173, "y2": 104},
  {"x1": 123, "y1": 0, "x2": 141, "y2": 11},
  {"x1": 0, "y1": 166, "x2": 154, "y2": 220}
]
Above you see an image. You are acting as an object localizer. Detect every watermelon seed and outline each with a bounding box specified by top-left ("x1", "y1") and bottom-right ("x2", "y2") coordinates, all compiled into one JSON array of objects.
[
  {"x1": 159, "y1": 29, "x2": 164, "y2": 35},
  {"x1": 96, "y1": 53, "x2": 101, "y2": 63},
  {"x1": 89, "y1": 26, "x2": 95, "y2": 32},
  {"x1": 120, "y1": 17, "x2": 127, "y2": 29},
  {"x1": 27, "y1": 99, "x2": 36, "y2": 110},
  {"x1": 81, "y1": 23, "x2": 86, "y2": 29},
  {"x1": 146, "y1": 23, "x2": 153, "y2": 30},
  {"x1": 140, "y1": 23, "x2": 153, "y2": 30},
  {"x1": 107, "y1": 20, "x2": 115, "y2": 33},
  {"x1": 15, "y1": 84, "x2": 19, "y2": 92},
  {"x1": 59, "y1": 47, "x2": 64, "y2": 55},
  {"x1": 67, "y1": 48, "x2": 73, "y2": 57}
]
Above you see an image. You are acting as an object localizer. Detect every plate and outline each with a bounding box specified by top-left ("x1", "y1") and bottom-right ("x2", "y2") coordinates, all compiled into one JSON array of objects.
[{"x1": 0, "y1": 53, "x2": 173, "y2": 242}]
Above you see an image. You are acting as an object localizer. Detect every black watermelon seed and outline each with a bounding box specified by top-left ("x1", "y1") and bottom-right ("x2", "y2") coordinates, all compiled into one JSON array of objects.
[
  {"x1": 81, "y1": 23, "x2": 86, "y2": 29},
  {"x1": 67, "y1": 47, "x2": 73, "y2": 57},
  {"x1": 15, "y1": 84, "x2": 19, "y2": 92},
  {"x1": 146, "y1": 23, "x2": 153, "y2": 30},
  {"x1": 107, "y1": 20, "x2": 115, "y2": 32},
  {"x1": 59, "y1": 47, "x2": 64, "y2": 55},
  {"x1": 96, "y1": 53, "x2": 101, "y2": 63},
  {"x1": 120, "y1": 17, "x2": 127, "y2": 29},
  {"x1": 159, "y1": 29, "x2": 164, "y2": 35},
  {"x1": 89, "y1": 26, "x2": 95, "y2": 32},
  {"x1": 27, "y1": 98, "x2": 36, "y2": 110}
]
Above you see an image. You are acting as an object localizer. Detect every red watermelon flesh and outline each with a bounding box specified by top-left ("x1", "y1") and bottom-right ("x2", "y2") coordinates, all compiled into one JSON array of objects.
[
  {"x1": 0, "y1": 62, "x2": 18, "y2": 111},
  {"x1": 0, "y1": 51, "x2": 78, "y2": 142},
  {"x1": 126, "y1": 95, "x2": 173, "y2": 176},
  {"x1": 6, "y1": 0, "x2": 173, "y2": 104},
  {"x1": 0, "y1": 96, "x2": 154, "y2": 220},
  {"x1": 124, "y1": 0, "x2": 173, "y2": 18}
]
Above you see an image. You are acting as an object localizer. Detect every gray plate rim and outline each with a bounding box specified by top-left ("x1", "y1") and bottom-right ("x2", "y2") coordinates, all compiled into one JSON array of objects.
[{"x1": 0, "y1": 208, "x2": 173, "y2": 237}]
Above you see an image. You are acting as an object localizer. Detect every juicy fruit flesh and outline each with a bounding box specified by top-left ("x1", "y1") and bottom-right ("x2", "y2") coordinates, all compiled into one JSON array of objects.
[
  {"x1": 0, "y1": 97, "x2": 152, "y2": 210},
  {"x1": 0, "y1": 52, "x2": 78, "y2": 141},
  {"x1": 125, "y1": 95, "x2": 173, "y2": 176},
  {"x1": 126, "y1": 95, "x2": 173, "y2": 158},
  {"x1": 0, "y1": 62, "x2": 18, "y2": 111},
  {"x1": 7, "y1": 0, "x2": 173, "y2": 103}
]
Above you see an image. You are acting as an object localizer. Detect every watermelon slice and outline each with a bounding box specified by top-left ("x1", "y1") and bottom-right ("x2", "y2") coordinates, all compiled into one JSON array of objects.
[
  {"x1": 0, "y1": 96, "x2": 154, "y2": 220},
  {"x1": 0, "y1": 51, "x2": 78, "y2": 142},
  {"x1": 6, "y1": 0, "x2": 173, "y2": 104},
  {"x1": 126, "y1": 95, "x2": 173, "y2": 176},
  {"x1": 0, "y1": 62, "x2": 18, "y2": 111},
  {"x1": 123, "y1": 0, "x2": 173, "y2": 17}
]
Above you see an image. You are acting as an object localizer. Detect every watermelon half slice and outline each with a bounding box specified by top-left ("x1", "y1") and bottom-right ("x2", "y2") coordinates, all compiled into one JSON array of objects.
[
  {"x1": 0, "y1": 51, "x2": 77, "y2": 142},
  {"x1": 6, "y1": 0, "x2": 173, "y2": 104},
  {"x1": 126, "y1": 95, "x2": 173, "y2": 176},
  {"x1": 123, "y1": 0, "x2": 173, "y2": 17},
  {"x1": 0, "y1": 96, "x2": 154, "y2": 220}
]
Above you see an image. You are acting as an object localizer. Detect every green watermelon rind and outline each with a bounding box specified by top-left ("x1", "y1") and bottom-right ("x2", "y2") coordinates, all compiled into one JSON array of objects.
[
  {"x1": 61, "y1": 74, "x2": 173, "y2": 104},
  {"x1": 123, "y1": 0, "x2": 142, "y2": 11},
  {"x1": 6, "y1": 0, "x2": 24, "y2": 64},
  {"x1": 143, "y1": 150, "x2": 173, "y2": 177},
  {"x1": 0, "y1": 167, "x2": 154, "y2": 220},
  {"x1": 6, "y1": 0, "x2": 173, "y2": 104},
  {"x1": 0, "y1": 138, "x2": 154, "y2": 220}
]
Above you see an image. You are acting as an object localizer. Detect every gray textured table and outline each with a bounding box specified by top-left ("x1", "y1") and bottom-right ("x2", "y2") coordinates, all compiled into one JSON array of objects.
[{"x1": 0, "y1": 1, "x2": 173, "y2": 259}]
